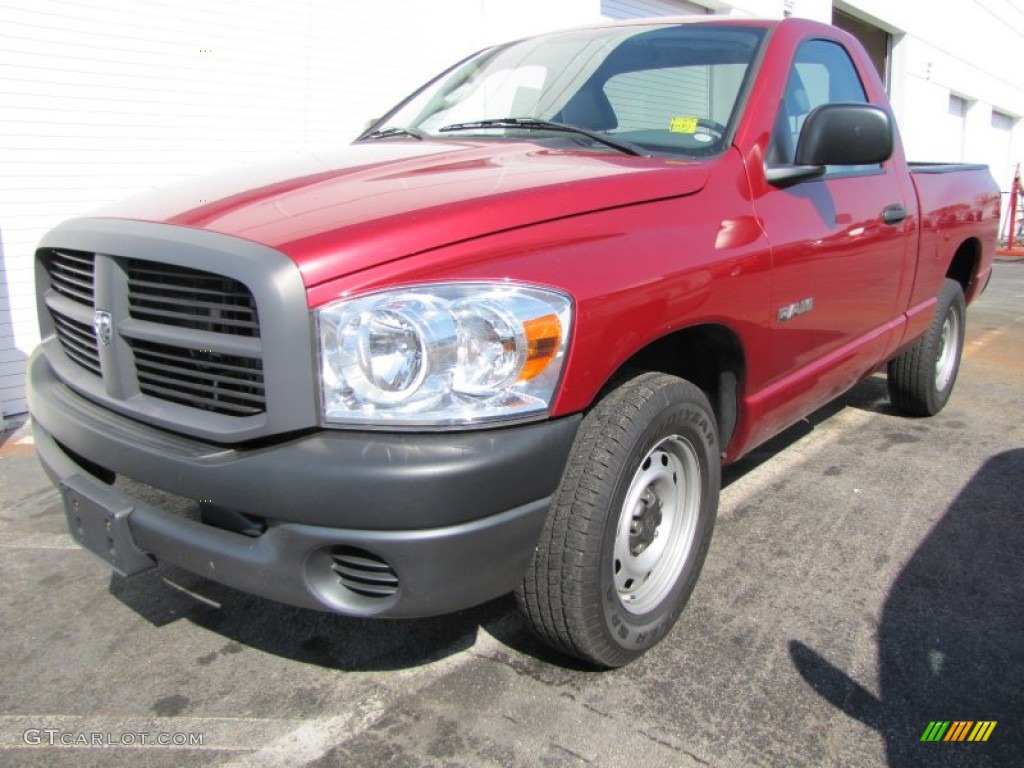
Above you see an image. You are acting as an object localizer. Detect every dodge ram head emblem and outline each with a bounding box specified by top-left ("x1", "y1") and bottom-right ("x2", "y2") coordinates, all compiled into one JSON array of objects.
[{"x1": 93, "y1": 310, "x2": 113, "y2": 347}]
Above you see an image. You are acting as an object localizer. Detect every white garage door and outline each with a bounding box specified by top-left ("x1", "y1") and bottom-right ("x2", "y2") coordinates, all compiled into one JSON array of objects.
[{"x1": 602, "y1": 0, "x2": 707, "y2": 19}]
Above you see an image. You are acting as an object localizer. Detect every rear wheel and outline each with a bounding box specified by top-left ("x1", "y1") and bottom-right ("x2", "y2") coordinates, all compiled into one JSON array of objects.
[
  {"x1": 887, "y1": 278, "x2": 966, "y2": 416},
  {"x1": 516, "y1": 372, "x2": 719, "y2": 668}
]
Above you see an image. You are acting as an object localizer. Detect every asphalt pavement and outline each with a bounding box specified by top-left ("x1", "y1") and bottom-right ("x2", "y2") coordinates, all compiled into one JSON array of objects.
[{"x1": 1, "y1": 262, "x2": 1021, "y2": 767}]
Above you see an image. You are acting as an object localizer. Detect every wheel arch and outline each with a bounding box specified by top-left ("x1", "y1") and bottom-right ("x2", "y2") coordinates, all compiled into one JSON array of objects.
[
  {"x1": 614, "y1": 324, "x2": 746, "y2": 455},
  {"x1": 946, "y1": 237, "x2": 982, "y2": 302}
]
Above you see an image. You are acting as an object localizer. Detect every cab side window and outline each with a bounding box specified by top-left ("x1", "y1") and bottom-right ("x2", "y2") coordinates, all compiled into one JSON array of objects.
[{"x1": 769, "y1": 39, "x2": 870, "y2": 167}]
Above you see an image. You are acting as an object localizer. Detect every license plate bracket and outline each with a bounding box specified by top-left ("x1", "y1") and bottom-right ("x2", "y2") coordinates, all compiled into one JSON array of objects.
[{"x1": 61, "y1": 478, "x2": 156, "y2": 577}]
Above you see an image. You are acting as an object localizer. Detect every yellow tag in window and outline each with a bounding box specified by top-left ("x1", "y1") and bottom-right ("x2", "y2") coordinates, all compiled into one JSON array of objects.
[{"x1": 669, "y1": 117, "x2": 698, "y2": 134}]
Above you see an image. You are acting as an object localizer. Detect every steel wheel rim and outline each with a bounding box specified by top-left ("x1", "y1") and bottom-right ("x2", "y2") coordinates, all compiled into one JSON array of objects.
[
  {"x1": 935, "y1": 306, "x2": 960, "y2": 392},
  {"x1": 613, "y1": 435, "x2": 701, "y2": 616}
]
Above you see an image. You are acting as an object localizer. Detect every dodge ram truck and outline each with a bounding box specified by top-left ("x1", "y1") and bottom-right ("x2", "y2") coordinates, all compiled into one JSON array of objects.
[{"x1": 27, "y1": 17, "x2": 1000, "y2": 667}]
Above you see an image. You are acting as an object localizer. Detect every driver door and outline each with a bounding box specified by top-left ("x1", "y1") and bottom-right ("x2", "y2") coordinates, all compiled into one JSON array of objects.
[{"x1": 755, "y1": 38, "x2": 914, "y2": 418}]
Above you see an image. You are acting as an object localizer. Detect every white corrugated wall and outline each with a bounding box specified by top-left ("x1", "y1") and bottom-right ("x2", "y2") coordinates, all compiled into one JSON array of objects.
[
  {"x1": 0, "y1": 0, "x2": 599, "y2": 417},
  {"x1": 601, "y1": 0, "x2": 707, "y2": 18}
]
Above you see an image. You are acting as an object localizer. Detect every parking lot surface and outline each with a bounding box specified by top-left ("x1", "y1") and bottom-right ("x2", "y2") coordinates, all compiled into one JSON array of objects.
[{"x1": 1, "y1": 262, "x2": 1021, "y2": 768}]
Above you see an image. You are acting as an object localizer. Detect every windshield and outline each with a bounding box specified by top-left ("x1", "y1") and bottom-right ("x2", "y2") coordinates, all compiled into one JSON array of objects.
[{"x1": 367, "y1": 23, "x2": 766, "y2": 157}]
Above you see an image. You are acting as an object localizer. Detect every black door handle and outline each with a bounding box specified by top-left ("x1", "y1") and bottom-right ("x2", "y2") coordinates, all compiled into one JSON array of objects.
[{"x1": 882, "y1": 204, "x2": 908, "y2": 225}]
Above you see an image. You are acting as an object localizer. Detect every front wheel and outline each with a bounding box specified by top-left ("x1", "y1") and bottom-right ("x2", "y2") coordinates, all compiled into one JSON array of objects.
[
  {"x1": 516, "y1": 372, "x2": 720, "y2": 668},
  {"x1": 887, "y1": 278, "x2": 966, "y2": 416}
]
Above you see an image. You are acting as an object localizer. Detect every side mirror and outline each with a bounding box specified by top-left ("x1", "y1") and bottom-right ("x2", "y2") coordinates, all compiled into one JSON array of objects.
[{"x1": 795, "y1": 103, "x2": 893, "y2": 166}]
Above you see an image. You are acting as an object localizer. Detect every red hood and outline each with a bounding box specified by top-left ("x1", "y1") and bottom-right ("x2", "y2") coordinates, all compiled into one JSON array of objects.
[{"x1": 96, "y1": 141, "x2": 709, "y2": 287}]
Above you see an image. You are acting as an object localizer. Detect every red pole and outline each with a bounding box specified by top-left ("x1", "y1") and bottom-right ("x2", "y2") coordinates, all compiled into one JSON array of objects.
[
  {"x1": 998, "y1": 165, "x2": 1023, "y2": 256},
  {"x1": 1008, "y1": 165, "x2": 1020, "y2": 248}
]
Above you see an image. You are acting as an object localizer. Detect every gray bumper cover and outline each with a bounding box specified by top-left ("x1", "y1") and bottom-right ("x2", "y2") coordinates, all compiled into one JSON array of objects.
[{"x1": 28, "y1": 349, "x2": 581, "y2": 617}]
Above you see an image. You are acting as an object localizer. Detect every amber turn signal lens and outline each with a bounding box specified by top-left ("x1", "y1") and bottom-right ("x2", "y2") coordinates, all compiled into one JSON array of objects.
[{"x1": 519, "y1": 314, "x2": 562, "y2": 381}]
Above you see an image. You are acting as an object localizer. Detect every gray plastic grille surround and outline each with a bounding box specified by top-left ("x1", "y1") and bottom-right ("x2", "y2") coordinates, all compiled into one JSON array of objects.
[{"x1": 35, "y1": 218, "x2": 317, "y2": 443}]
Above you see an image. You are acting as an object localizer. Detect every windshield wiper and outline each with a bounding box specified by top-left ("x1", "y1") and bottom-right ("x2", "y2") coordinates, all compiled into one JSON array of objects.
[
  {"x1": 438, "y1": 118, "x2": 646, "y2": 157},
  {"x1": 359, "y1": 126, "x2": 427, "y2": 141}
]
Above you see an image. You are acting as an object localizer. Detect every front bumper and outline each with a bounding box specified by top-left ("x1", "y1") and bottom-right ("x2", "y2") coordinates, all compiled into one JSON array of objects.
[{"x1": 28, "y1": 349, "x2": 580, "y2": 617}]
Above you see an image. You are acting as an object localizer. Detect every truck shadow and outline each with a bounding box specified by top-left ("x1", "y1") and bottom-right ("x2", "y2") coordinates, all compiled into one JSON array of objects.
[
  {"x1": 110, "y1": 562, "x2": 594, "y2": 670},
  {"x1": 108, "y1": 565, "x2": 528, "y2": 671},
  {"x1": 788, "y1": 449, "x2": 1023, "y2": 765}
]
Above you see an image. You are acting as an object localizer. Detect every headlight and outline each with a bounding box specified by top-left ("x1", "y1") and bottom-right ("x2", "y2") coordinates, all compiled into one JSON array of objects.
[{"x1": 317, "y1": 282, "x2": 572, "y2": 427}]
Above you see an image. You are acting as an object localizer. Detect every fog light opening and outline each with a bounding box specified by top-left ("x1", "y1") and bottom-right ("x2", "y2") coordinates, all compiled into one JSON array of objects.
[{"x1": 329, "y1": 546, "x2": 400, "y2": 599}]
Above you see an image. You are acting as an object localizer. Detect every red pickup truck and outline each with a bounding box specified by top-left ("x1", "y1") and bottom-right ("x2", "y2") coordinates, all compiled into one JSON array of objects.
[{"x1": 28, "y1": 17, "x2": 999, "y2": 667}]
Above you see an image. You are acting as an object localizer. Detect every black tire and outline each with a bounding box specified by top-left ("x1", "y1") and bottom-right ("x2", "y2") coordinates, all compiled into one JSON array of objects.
[
  {"x1": 887, "y1": 278, "x2": 966, "y2": 416},
  {"x1": 516, "y1": 371, "x2": 720, "y2": 668}
]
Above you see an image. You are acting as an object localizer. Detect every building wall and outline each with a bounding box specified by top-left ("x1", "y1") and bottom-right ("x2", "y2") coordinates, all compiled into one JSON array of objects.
[
  {"x1": 601, "y1": 0, "x2": 706, "y2": 17},
  {"x1": 835, "y1": 0, "x2": 1024, "y2": 221},
  {"x1": 1, "y1": 0, "x2": 1021, "y2": 416},
  {"x1": 724, "y1": 0, "x2": 831, "y2": 21},
  {"x1": 701, "y1": 0, "x2": 1023, "y2": 196}
]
